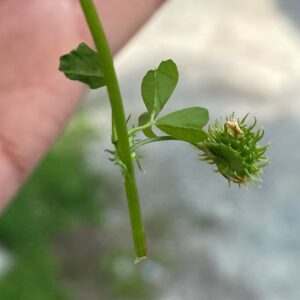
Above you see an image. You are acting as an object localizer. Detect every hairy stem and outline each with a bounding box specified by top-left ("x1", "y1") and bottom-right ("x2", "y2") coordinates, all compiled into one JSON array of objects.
[{"x1": 80, "y1": 0, "x2": 147, "y2": 259}]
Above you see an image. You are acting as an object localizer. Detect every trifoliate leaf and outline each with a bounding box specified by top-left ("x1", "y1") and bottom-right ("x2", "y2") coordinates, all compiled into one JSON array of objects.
[
  {"x1": 59, "y1": 43, "x2": 105, "y2": 89},
  {"x1": 141, "y1": 60, "x2": 178, "y2": 116},
  {"x1": 156, "y1": 107, "x2": 209, "y2": 143}
]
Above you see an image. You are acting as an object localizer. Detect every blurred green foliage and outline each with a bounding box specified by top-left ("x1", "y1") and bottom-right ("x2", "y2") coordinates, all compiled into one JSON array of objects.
[
  {"x1": 99, "y1": 250, "x2": 154, "y2": 300},
  {"x1": 0, "y1": 114, "x2": 102, "y2": 299},
  {"x1": 0, "y1": 112, "x2": 156, "y2": 300}
]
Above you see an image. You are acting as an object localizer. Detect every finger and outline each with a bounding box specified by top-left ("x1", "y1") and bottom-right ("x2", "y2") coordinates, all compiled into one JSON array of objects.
[
  {"x1": 78, "y1": 0, "x2": 166, "y2": 53},
  {"x1": 0, "y1": 0, "x2": 166, "y2": 210}
]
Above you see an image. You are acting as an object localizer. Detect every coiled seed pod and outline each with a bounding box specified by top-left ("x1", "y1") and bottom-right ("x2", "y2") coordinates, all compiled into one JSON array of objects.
[{"x1": 197, "y1": 114, "x2": 269, "y2": 185}]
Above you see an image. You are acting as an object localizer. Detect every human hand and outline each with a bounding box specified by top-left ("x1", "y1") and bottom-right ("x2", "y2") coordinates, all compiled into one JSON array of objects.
[{"x1": 0, "y1": 0, "x2": 165, "y2": 210}]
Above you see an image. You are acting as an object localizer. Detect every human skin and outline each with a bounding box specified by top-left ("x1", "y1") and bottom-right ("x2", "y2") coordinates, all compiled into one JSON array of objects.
[{"x1": 0, "y1": 0, "x2": 166, "y2": 210}]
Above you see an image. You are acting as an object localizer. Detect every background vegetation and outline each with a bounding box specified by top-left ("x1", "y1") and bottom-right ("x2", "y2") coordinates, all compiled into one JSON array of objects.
[{"x1": 0, "y1": 111, "x2": 154, "y2": 300}]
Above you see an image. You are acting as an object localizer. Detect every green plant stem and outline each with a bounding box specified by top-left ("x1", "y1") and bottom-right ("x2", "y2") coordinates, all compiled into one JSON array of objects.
[
  {"x1": 128, "y1": 122, "x2": 154, "y2": 137},
  {"x1": 132, "y1": 136, "x2": 201, "y2": 151},
  {"x1": 128, "y1": 114, "x2": 155, "y2": 137},
  {"x1": 132, "y1": 136, "x2": 177, "y2": 150},
  {"x1": 80, "y1": 0, "x2": 147, "y2": 259}
]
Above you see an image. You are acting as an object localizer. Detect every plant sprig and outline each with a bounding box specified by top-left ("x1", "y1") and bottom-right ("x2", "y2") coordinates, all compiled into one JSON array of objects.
[{"x1": 59, "y1": 0, "x2": 269, "y2": 261}]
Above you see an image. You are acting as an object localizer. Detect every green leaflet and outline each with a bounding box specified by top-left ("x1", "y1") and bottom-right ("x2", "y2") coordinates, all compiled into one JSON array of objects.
[
  {"x1": 59, "y1": 43, "x2": 105, "y2": 89},
  {"x1": 138, "y1": 112, "x2": 156, "y2": 138},
  {"x1": 156, "y1": 107, "x2": 209, "y2": 143},
  {"x1": 141, "y1": 60, "x2": 178, "y2": 116}
]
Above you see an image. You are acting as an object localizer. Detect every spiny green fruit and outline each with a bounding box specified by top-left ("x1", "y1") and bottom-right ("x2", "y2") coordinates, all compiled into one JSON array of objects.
[{"x1": 197, "y1": 114, "x2": 269, "y2": 185}]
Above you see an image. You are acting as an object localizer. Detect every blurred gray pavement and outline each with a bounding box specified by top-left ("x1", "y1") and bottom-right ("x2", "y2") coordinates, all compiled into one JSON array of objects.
[{"x1": 276, "y1": 0, "x2": 300, "y2": 28}]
